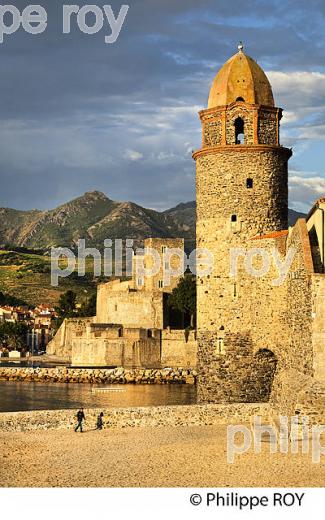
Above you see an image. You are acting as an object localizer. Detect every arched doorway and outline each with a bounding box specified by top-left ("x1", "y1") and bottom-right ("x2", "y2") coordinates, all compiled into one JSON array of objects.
[{"x1": 252, "y1": 349, "x2": 278, "y2": 401}]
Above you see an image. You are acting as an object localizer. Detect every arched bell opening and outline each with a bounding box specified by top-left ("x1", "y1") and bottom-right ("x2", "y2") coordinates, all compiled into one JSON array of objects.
[{"x1": 235, "y1": 116, "x2": 245, "y2": 144}]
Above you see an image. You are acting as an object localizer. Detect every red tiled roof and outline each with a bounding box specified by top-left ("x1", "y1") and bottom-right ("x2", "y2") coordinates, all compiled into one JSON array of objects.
[{"x1": 251, "y1": 230, "x2": 289, "y2": 240}]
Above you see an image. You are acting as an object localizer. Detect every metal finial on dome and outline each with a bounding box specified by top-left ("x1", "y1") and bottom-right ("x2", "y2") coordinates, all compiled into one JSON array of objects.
[{"x1": 238, "y1": 41, "x2": 244, "y2": 52}]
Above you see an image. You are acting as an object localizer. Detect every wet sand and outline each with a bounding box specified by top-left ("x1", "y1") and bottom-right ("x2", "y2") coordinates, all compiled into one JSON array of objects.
[{"x1": 1, "y1": 425, "x2": 324, "y2": 487}]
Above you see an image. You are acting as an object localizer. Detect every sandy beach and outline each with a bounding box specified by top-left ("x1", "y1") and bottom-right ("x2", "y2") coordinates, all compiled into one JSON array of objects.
[{"x1": 1, "y1": 424, "x2": 325, "y2": 487}]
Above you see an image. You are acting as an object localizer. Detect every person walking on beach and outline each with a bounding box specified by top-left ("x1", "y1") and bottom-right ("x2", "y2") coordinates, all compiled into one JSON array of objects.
[
  {"x1": 75, "y1": 408, "x2": 85, "y2": 433},
  {"x1": 96, "y1": 412, "x2": 104, "y2": 430}
]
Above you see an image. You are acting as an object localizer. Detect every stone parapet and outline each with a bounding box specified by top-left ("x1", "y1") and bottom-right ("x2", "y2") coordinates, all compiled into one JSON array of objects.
[{"x1": 0, "y1": 403, "x2": 269, "y2": 432}]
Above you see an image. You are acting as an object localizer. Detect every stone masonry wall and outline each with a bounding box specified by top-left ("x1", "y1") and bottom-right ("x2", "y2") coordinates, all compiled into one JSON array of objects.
[
  {"x1": 47, "y1": 318, "x2": 94, "y2": 359},
  {"x1": 196, "y1": 219, "x2": 315, "y2": 404},
  {"x1": 197, "y1": 331, "x2": 278, "y2": 403},
  {"x1": 70, "y1": 327, "x2": 162, "y2": 368},
  {"x1": 281, "y1": 220, "x2": 314, "y2": 373},
  {"x1": 258, "y1": 109, "x2": 278, "y2": 145},
  {"x1": 195, "y1": 147, "x2": 289, "y2": 337},
  {"x1": 203, "y1": 117, "x2": 222, "y2": 147},
  {"x1": 139, "y1": 237, "x2": 185, "y2": 293},
  {"x1": 96, "y1": 285, "x2": 164, "y2": 329},
  {"x1": 48, "y1": 319, "x2": 198, "y2": 369},
  {"x1": 0, "y1": 402, "x2": 269, "y2": 432},
  {"x1": 161, "y1": 329, "x2": 197, "y2": 368},
  {"x1": 196, "y1": 148, "x2": 289, "y2": 249},
  {"x1": 312, "y1": 274, "x2": 325, "y2": 383},
  {"x1": 270, "y1": 368, "x2": 325, "y2": 429}
]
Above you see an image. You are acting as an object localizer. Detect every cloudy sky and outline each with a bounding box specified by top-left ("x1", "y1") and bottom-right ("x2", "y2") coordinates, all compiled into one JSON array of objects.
[{"x1": 0, "y1": 0, "x2": 325, "y2": 212}]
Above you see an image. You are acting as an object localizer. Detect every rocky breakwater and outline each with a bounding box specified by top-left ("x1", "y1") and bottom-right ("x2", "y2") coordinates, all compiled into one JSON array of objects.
[{"x1": 0, "y1": 367, "x2": 197, "y2": 385}]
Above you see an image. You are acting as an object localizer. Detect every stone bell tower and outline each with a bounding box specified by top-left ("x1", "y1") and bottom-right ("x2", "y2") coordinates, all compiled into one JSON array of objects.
[{"x1": 193, "y1": 44, "x2": 292, "y2": 402}]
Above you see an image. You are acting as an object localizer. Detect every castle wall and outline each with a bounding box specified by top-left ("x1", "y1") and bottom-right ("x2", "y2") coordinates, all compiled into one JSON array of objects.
[
  {"x1": 72, "y1": 339, "x2": 123, "y2": 366},
  {"x1": 312, "y1": 274, "x2": 325, "y2": 383},
  {"x1": 281, "y1": 220, "x2": 314, "y2": 373},
  {"x1": 160, "y1": 329, "x2": 197, "y2": 368},
  {"x1": 71, "y1": 331, "x2": 161, "y2": 368},
  {"x1": 137, "y1": 238, "x2": 185, "y2": 293},
  {"x1": 47, "y1": 318, "x2": 94, "y2": 359},
  {"x1": 66, "y1": 324, "x2": 162, "y2": 367},
  {"x1": 96, "y1": 283, "x2": 164, "y2": 329},
  {"x1": 48, "y1": 319, "x2": 198, "y2": 368}
]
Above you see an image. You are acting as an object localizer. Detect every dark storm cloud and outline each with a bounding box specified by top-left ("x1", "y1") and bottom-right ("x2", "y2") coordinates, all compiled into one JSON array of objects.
[{"x1": 0, "y1": 0, "x2": 324, "y2": 210}]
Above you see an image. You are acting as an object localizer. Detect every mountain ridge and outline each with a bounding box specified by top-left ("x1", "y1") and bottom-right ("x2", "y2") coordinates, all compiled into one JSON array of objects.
[{"x1": 0, "y1": 191, "x2": 306, "y2": 251}]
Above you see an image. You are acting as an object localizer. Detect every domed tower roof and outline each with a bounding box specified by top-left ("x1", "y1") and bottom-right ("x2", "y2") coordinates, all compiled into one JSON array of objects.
[{"x1": 208, "y1": 43, "x2": 274, "y2": 108}]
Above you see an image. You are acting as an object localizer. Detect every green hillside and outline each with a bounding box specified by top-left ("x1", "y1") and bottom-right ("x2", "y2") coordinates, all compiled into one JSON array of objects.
[{"x1": 0, "y1": 250, "x2": 96, "y2": 307}]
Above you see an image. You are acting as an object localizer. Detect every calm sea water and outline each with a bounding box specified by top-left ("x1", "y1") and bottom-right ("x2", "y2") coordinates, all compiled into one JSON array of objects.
[{"x1": 0, "y1": 381, "x2": 197, "y2": 412}]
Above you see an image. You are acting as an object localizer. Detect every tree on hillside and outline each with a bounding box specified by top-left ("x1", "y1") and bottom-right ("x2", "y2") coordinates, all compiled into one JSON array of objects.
[
  {"x1": 55, "y1": 290, "x2": 77, "y2": 329},
  {"x1": 54, "y1": 290, "x2": 97, "y2": 329},
  {"x1": 168, "y1": 276, "x2": 196, "y2": 328},
  {"x1": 78, "y1": 293, "x2": 97, "y2": 317},
  {"x1": 56, "y1": 290, "x2": 77, "y2": 316},
  {"x1": 0, "y1": 291, "x2": 27, "y2": 307},
  {"x1": 0, "y1": 321, "x2": 30, "y2": 350}
]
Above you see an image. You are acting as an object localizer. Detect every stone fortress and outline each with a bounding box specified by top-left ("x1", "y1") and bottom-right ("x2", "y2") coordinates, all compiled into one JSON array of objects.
[
  {"x1": 48, "y1": 237, "x2": 197, "y2": 368},
  {"x1": 48, "y1": 44, "x2": 325, "y2": 416}
]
